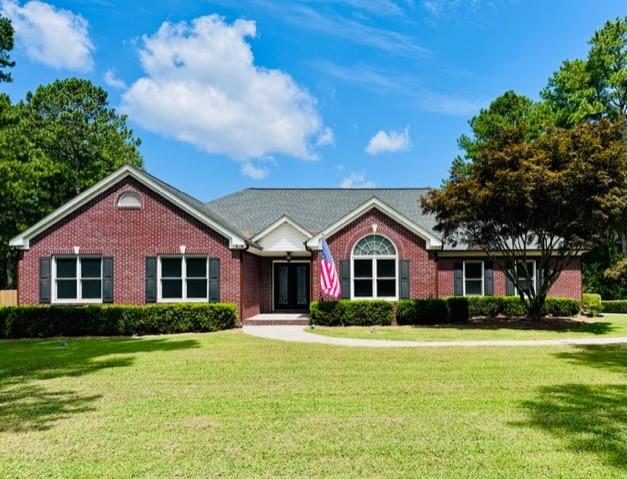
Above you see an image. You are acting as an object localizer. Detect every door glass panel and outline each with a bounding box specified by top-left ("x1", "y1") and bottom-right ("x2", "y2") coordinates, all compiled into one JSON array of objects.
[
  {"x1": 278, "y1": 265, "x2": 288, "y2": 305},
  {"x1": 296, "y1": 265, "x2": 307, "y2": 305}
]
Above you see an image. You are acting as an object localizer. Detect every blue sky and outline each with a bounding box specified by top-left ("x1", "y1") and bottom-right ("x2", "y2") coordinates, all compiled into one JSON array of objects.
[{"x1": 0, "y1": 0, "x2": 623, "y2": 201}]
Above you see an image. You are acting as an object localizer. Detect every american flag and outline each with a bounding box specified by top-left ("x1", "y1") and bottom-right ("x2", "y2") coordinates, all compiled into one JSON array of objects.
[{"x1": 320, "y1": 238, "x2": 341, "y2": 298}]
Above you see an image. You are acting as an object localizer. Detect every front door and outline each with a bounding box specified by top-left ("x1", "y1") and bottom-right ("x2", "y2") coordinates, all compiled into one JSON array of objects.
[{"x1": 274, "y1": 262, "x2": 310, "y2": 310}]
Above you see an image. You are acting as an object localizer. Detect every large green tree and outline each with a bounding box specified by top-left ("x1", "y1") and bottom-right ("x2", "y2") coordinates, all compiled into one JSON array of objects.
[
  {"x1": 422, "y1": 119, "x2": 626, "y2": 320},
  {"x1": 0, "y1": 15, "x2": 14, "y2": 83},
  {"x1": 542, "y1": 17, "x2": 627, "y2": 297},
  {"x1": 0, "y1": 79, "x2": 143, "y2": 288}
]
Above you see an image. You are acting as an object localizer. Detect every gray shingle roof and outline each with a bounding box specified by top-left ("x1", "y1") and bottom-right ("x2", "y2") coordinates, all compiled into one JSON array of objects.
[{"x1": 205, "y1": 188, "x2": 440, "y2": 239}]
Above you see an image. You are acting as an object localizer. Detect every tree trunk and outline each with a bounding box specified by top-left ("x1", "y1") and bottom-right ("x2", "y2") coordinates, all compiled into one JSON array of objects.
[{"x1": 622, "y1": 231, "x2": 627, "y2": 257}]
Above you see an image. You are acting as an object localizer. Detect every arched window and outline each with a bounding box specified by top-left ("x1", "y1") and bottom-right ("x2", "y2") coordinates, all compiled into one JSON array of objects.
[
  {"x1": 351, "y1": 234, "x2": 397, "y2": 299},
  {"x1": 117, "y1": 191, "x2": 142, "y2": 209}
]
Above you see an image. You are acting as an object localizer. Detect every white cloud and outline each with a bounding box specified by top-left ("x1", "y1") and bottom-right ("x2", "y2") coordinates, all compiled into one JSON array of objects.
[
  {"x1": 316, "y1": 126, "x2": 335, "y2": 146},
  {"x1": 366, "y1": 127, "x2": 410, "y2": 155},
  {"x1": 314, "y1": 61, "x2": 486, "y2": 117},
  {"x1": 103, "y1": 69, "x2": 126, "y2": 89},
  {"x1": 122, "y1": 15, "x2": 327, "y2": 168},
  {"x1": 1, "y1": 0, "x2": 94, "y2": 71},
  {"x1": 339, "y1": 172, "x2": 375, "y2": 188},
  {"x1": 241, "y1": 161, "x2": 269, "y2": 180}
]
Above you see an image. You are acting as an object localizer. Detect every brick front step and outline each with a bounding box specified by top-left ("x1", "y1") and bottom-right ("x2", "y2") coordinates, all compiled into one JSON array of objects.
[
  {"x1": 242, "y1": 318, "x2": 310, "y2": 326},
  {"x1": 242, "y1": 313, "x2": 310, "y2": 326}
]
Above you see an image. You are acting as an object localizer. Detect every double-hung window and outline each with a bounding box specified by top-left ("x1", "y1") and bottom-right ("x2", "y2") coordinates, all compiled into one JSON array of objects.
[
  {"x1": 158, "y1": 256, "x2": 208, "y2": 301},
  {"x1": 53, "y1": 256, "x2": 103, "y2": 303},
  {"x1": 463, "y1": 261, "x2": 484, "y2": 296},
  {"x1": 351, "y1": 234, "x2": 398, "y2": 299},
  {"x1": 515, "y1": 260, "x2": 536, "y2": 296}
]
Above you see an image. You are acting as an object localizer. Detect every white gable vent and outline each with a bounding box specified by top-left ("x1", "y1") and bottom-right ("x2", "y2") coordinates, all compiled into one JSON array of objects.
[{"x1": 117, "y1": 191, "x2": 142, "y2": 209}]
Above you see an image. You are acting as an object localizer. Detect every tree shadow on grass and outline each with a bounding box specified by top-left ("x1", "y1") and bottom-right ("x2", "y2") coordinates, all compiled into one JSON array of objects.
[
  {"x1": 515, "y1": 345, "x2": 627, "y2": 470},
  {"x1": 0, "y1": 336, "x2": 200, "y2": 432},
  {"x1": 421, "y1": 317, "x2": 619, "y2": 335}
]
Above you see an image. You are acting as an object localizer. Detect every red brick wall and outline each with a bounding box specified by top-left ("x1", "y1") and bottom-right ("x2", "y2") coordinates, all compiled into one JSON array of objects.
[
  {"x1": 241, "y1": 252, "x2": 260, "y2": 319},
  {"x1": 437, "y1": 257, "x2": 582, "y2": 299},
  {"x1": 314, "y1": 208, "x2": 438, "y2": 299},
  {"x1": 18, "y1": 178, "x2": 241, "y2": 307}
]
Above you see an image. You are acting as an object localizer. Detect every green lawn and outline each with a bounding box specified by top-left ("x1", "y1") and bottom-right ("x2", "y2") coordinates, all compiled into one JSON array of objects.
[
  {"x1": 0, "y1": 331, "x2": 625, "y2": 478},
  {"x1": 311, "y1": 314, "x2": 627, "y2": 342}
]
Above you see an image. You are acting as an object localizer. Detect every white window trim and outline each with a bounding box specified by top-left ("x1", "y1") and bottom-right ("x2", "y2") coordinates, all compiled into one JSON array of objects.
[
  {"x1": 51, "y1": 256, "x2": 103, "y2": 304},
  {"x1": 350, "y1": 234, "x2": 398, "y2": 300},
  {"x1": 157, "y1": 256, "x2": 209, "y2": 303},
  {"x1": 462, "y1": 260, "x2": 484, "y2": 297},
  {"x1": 515, "y1": 260, "x2": 537, "y2": 296}
]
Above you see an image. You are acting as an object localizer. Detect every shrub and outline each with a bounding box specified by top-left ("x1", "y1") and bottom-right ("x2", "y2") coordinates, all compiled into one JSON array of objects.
[
  {"x1": 582, "y1": 293, "x2": 602, "y2": 316},
  {"x1": 309, "y1": 300, "x2": 393, "y2": 326},
  {"x1": 467, "y1": 296, "x2": 501, "y2": 318},
  {"x1": 396, "y1": 300, "x2": 417, "y2": 325},
  {"x1": 446, "y1": 297, "x2": 469, "y2": 323},
  {"x1": 0, "y1": 303, "x2": 237, "y2": 339},
  {"x1": 543, "y1": 298, "x2": 581, "y2": 317},
  {"x1": 601, "y1": 300, "x2": 627, "y2": 314},
  {"x1": 398, "y1": 298, "x2": 469, "y2": 324},
  {"x1": 499, "y1": 297, "x2": 527, "y2": 318}
]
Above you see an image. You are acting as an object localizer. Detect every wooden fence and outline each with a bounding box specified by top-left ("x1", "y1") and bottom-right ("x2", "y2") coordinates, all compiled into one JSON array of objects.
[{"x1": 0, "y1": 290, "x2": 17, "y2": 306}]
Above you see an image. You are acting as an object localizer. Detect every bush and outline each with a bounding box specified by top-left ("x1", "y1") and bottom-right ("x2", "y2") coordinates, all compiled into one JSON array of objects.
[
  {"x1": 498, "y1": 297, "x2": 527, "y2": 318},
  {"x1": 397, "y1": 298, "x2": 465, "y2": 325},
  {"x1": 0, "y1": 303, "x2": 237, "y2": 339},
  {"x1": 446, "y1": 297, "x2": 469, "y2": 323},
  {"x1": 601, "y1": 300, "x2": 627, "y2": 314},
  {"x1": 582, "y1": 293, "x2": 602, "y2": 316},
  {"x1": 543, "y1": 298, "x2": 581, "y2": 317},
  {"x1": 467, "y1": 296, "x2": 501, "y2": 318},
  {"x1": 309, "y1": 300, "x2": 393, "y2": 326}
]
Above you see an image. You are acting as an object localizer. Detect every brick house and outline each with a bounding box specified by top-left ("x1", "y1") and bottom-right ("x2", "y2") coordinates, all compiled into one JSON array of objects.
[{"x1": 10, "y1": 166, "x2": 582, "y2": 320}]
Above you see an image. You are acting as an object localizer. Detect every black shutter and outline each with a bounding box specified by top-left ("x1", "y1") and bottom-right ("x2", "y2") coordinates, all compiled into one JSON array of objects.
[
  {"x1": 145, "y1": 257, "x2": 157, "y2": 303},
  {"x1": 340, "y1": 259, "x2": 350, "y2": 299},
  {"x1": 454, "y1": 262, "x2": 463, "y2": 296},
  {"x1": 209, "y1": 258, "x2": 220, "y2": 302},
  {"x1": 505, "y1": 263, "x2": 515, "y2": 296},
  {"x1": 102, "y1": 257, "x2": 114, "y2": 303},
  {"x1": 39, "y1": 256, "x2": 51, "y2": 304},
  {"x1": 399, "y1": 260, "x2": 410, "y2": 299},
  {"x1": 484, "y1": 261, "x2": 494, "y2": 296}
]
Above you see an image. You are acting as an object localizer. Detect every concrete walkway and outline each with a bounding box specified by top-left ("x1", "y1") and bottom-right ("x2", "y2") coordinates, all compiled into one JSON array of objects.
[{"x1": 243, "y1": 325, "x2": 627, "y2": 348}]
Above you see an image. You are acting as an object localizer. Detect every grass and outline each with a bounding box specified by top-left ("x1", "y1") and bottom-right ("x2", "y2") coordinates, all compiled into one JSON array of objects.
[
  {"x1": 311, "y1": 314, "x2": 627, "y2": 342},
  {"x1": 0, "y1": 331, "x2": 625, "y2": 478}
]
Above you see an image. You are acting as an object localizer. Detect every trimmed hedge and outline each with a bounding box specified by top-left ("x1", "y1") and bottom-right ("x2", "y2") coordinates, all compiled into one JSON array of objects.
[
  {"x1": 446, "y1": 297, "x2": 470, "y2": 323},
  {"x1": 0, "y1": 303, "x2": 237, "y2": 339},
  {"x1": 601, "y1": 300, "x2": 627, "y2": 314},
  {"x1": 397, "y1": 299, "x2": 450, "y2": 325},
  {"x1": 310, "y1": 300, "x2": 394, "y2": 326},
  {"x1": 465, "y1": 296, "x2": 580, "y2": 318}
]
